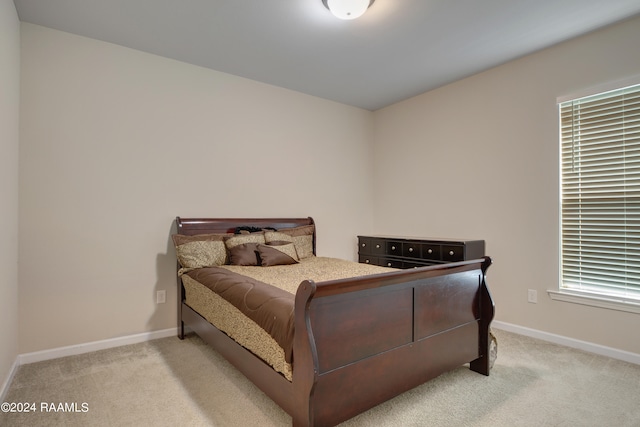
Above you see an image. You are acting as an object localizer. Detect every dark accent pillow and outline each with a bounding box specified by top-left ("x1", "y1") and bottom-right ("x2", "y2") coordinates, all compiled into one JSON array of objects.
[
  {"x1": 257, "y1": 244, "x2": 298, "y2": 267},
  {"x1": 228, "y1": 243, "x2": 260, "y2": 266}
]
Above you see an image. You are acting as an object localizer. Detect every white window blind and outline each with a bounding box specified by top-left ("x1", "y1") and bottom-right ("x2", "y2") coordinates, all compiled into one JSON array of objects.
[{"x1": 560, "y1": 83, "x2": 640, "y2": 302}]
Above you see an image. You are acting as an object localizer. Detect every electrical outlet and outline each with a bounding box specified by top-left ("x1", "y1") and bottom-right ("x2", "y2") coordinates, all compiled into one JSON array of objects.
[
  {"x1": 156, "y1": 290, "x2": 166, "y2": 304},
  {"x1": 527, "y1": 289, "x2": 537, "y2": 304}
]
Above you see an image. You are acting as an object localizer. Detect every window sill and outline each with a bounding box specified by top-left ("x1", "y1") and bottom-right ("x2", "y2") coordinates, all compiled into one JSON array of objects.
[{"x1": 548, "y1": 290, "x2": 640, "y2": 314}]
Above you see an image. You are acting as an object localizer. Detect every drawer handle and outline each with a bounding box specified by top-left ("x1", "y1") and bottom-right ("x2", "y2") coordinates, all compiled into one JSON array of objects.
[
  {"x1": 449, "y1": 250, "x2": 454, "y2": 256},
  {"x1": 361, "y1": 243, "x2": 366, "y2": 247},
  {"x1": 365, "y1": 259, "x2": 370, "y2": 263},
  {"x1": 409, "y1": 247, "x2": 414, "y2": 252},
  {"x1": 387, "y1": 262, "x2": 392, "y2": 267},
  {"x1": 427, "y1": 249, "x2": 433, "y2": 254},
  {"x1": 391, "y1": 246, "x2": 396, "y2": 250},
  {"x1": 376, "y1": 244, "x2": 380, "y2": 249}
]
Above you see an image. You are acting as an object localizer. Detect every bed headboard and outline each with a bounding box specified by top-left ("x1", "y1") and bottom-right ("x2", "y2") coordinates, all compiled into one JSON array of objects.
[{"x1": 175, "y1": 216, "x2": 317, "y2": 254}]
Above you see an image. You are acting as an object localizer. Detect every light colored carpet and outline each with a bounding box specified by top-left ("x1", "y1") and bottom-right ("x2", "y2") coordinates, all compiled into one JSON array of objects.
[{"x1": 1, "y1": 329, "x2": 639, "y2": 426}]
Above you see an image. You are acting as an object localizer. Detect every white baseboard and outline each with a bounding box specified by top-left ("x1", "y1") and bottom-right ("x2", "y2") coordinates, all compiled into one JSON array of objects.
[
  {"x1": 18, "y1": 328, "x2": 177, "y2": 365},
  {"x1": 6, "y1": 322, "x2": 637, "y2": 399},
  {"x1": 492, "y1": 321, "x2": 640, "y2": 365},
  {"x1": 0, "y1": 358, "x2": 20, "y2": 402}
]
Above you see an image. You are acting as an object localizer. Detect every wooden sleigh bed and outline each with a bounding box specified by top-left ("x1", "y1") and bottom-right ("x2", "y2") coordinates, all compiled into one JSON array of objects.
[{"x1": 174, "y1": 217, "x2": 495, "y2": 427}]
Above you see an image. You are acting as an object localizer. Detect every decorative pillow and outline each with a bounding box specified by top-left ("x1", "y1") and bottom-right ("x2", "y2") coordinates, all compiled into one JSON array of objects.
[
  {"x1": 228, "y1": 243, "x2": 260, "y2": 266},
  {"x1": 267, "y1": 242, "x2": 299, "y2": 261},
  {"x1": 172, "y1": 233, "x2": 230, "y2": 270},
  {"x1": 224, "y1": 232, "x2": 266, "y2": 250},
  {"x1": 264, "y1": 230, "x2": 294, "y2": 244},
  {"x1": 172, "y1": 232, "x2": 230, "y2": 247},
  {"x1": 264, "y1": 231, "x2": 298, "y2": 259},
  {"x1": 257, "y1": 244, "x2": 298, "y2": 267},
  {"x1": 277, "y1": 225, "x2": 315, "y2": 259},
  {"x1": 235, "y1": 226, "x2": 276, "y2": 234}
]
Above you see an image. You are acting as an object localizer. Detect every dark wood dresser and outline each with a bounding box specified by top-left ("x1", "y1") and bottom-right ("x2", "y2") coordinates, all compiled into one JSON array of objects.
[{"x1": 357, "y1": 235, "x2": 485, "y2": 269}]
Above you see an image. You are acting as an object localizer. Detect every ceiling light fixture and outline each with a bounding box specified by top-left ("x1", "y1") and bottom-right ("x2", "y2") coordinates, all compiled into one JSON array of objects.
[{"x1": 322, "y1": 0, "x2": 375, "y2": 20}]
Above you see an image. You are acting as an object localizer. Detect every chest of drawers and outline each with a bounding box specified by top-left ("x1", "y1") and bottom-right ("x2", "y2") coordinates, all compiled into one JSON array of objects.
[{"x1": 357, "y1": 235, "x2": 485, "y2": 269}]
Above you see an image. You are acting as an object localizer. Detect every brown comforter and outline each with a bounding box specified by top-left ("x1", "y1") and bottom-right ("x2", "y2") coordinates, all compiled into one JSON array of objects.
[
  {"x1": 184, "y1": 257, "x2": 395, "y2": 363},
  {"x1": 186, "y1": 267, "x2": 296, "y2": 362}
]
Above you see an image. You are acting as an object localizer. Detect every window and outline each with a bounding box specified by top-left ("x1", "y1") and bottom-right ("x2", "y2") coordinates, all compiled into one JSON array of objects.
[{"x1": 558, "y1": 82, "x2": 640, "y2": 308}]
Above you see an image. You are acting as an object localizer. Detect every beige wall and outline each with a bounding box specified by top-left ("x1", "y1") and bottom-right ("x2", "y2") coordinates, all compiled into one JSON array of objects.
[
  {"x1": 0, "y1": 0, "x2": 20, "y2": 393},
  {"x1": 373, "y1": 16, "x2": 640, "y2": 354},
  {"x1": 18, "y1": 23, "x2": 375, "y2": 353},
  {"x1": 16, "y1": 14, "x2": 640, "y2": 358}
]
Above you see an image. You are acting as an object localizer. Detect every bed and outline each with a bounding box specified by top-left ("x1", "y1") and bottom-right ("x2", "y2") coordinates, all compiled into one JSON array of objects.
[{"x1": 174, "y1": 217, "x2": 495, "y2": 427}]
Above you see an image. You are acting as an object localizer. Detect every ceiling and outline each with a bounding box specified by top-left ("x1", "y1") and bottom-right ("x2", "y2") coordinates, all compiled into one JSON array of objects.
[{"x1": 13, "y1": 0, "x2": 640, "y2": 111}]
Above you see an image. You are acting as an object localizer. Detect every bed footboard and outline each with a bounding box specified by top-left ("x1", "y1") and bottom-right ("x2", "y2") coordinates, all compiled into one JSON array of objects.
[{"x1": 292, "y1": 257, "x2": 493, "y2": 427}]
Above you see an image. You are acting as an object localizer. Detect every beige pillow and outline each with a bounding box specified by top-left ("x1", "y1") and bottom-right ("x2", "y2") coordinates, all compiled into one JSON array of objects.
[
  {"x1": 264, "y1": 231, "x2": 299, "y2": 259},
  {"x1": 278, "y1": 225, "x2": 315, "y2": 259},
  {"x1": 172, "y1": 233, "x2": 230, "y2": 271},
  {"x1": 224, "y1": 232, "x2": 266, "y2": 250},
  {"x1": 264, "y1": 230, "x2": 294, "y2": 244}
]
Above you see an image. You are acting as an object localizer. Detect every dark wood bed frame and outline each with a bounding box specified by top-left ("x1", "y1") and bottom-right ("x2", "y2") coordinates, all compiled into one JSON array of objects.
[{"x1": 175, "y1": 217, "x2": 494, "y2": 427}]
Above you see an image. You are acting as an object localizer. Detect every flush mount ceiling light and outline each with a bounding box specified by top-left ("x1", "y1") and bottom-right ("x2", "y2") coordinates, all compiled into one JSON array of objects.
[{"x1": 322, "y1": 0, "x2": 375, "y2": 20}]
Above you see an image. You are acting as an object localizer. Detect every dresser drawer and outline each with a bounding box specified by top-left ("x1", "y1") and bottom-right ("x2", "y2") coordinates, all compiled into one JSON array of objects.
[
  {"x1": 386, "y1": 240, "x2": 403, "y2": 257},
  {"x1": 402, "y1": 242, "x2": 421, "y2": 258},
  {"x1": 421, "y1": 243, "x2": 441, "y2": 261},
  {"x1": 371, "y1": 238, "x2": 386, "y2": 255},
  {"x1": 442, "y1": 245, "x2": 464, "y2": 262},
  {"x1": 358, "y1": 237, "x2": 372, "y2": 254},
  {"x1": 359, "y1": 254, "x2": 379, "y2": 265},
  {"x1": 379, "y1": 258, "x2": 403, "y2": 269}
]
